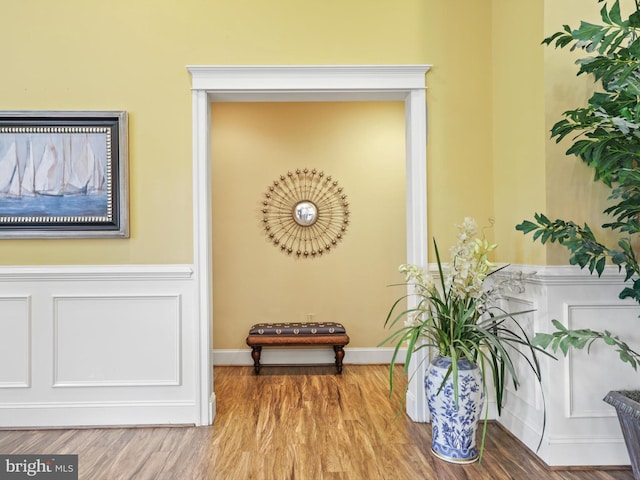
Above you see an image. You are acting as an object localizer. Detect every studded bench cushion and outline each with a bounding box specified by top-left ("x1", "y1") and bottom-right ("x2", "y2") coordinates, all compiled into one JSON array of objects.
[
  {"x1": 248, "y1": 322, "x2": 346, "y2": 336},
  {"x1": 246, "y1": 322, "x2": 349, "y2": 374}
]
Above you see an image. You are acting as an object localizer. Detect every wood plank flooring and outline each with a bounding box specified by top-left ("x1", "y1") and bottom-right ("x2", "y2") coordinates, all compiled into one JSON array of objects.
[{"x1": 0, "y1": 365, "x2": 634, "y2": 479}]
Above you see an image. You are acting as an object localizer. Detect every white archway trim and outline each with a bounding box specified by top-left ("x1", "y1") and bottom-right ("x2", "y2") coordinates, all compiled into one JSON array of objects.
[{"x1": 188, "y1": 65, "x2": 431, "y2": 425}]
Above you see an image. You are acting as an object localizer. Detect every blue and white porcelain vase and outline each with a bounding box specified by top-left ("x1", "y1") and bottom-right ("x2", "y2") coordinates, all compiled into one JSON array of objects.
[{"x1": 425, "y1": 355, "x2": 485, "y2": 464}]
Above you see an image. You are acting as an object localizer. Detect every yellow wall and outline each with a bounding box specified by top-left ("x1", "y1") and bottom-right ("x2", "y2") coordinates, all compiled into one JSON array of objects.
[
  {"x1": 4, "y1": 0, "x2": 618, "y2": 348},
  {"x1": 211, "y1": 102, "x2": 406, "y2": 349},
  {"x1": 492, "y1": 0, "x2": 623, "y2": 266},
  {"x1": 492, "y1": 0, "x2": 546, "y2": 265},
  {"x1": 0, "y1": 0, "x2": 430, "y2": 265},
  {"x1": 423, "y1": 2, "x2": 495, "y2": 251},
  {"x1": 542, "y1": 0, "x2": 618, "y2": 265},
  {"x1": 3, "y1": 0, "x2": 497, "y2": 349},
  {"x1": 208, "y1": 1, "x2": 498, "y2": 349}
]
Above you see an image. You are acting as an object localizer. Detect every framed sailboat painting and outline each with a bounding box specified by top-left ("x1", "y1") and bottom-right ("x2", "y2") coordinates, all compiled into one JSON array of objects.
[{"x1": 0, "y1": 111, "x2": 128, "y2": 238}]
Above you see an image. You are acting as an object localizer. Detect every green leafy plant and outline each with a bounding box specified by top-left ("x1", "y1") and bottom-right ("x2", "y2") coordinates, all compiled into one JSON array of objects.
[
  {"x1": 516, "y1": 0, "x2": 640, "y2": 369},
  {"x1": 381, "y1": 218, "x2": 551, "y2": 455}
]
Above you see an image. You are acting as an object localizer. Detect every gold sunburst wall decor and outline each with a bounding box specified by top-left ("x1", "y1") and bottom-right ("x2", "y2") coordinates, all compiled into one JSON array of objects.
[{"x1": 261, "y1": 168, "x2": 350, "y2": 258}]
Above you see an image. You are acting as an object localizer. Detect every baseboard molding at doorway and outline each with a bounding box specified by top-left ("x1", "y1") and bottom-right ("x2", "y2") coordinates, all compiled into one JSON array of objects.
[{"x1": 212, "y1": 347, "x2": 407, "y2": 366}]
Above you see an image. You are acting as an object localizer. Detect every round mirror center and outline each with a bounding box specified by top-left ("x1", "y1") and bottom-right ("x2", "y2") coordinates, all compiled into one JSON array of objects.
[{"x1": 293, "y1": 201, "x2": 318, "y2": 226}]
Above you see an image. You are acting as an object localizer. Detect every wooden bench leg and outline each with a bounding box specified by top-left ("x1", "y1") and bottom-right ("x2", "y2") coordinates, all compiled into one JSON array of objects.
[
  {"x1": 333, "y1": 345, "x2": 345, "y2": 374},
  {"x1": 251, "y1": 346, "x2": 262, "y2": 374}
]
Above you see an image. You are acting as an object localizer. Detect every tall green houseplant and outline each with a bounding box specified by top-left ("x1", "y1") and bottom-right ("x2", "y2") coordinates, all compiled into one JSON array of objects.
[
  {"x1": 517, "y1": 2, "x2": 640, "y2": 476},
  {"x1": 517, "y1": 0, "x2": 640, "y2": 368}
]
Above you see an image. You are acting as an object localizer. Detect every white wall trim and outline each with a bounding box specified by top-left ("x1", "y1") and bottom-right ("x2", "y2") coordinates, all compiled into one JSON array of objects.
[
  {"x1": 0, "y1": 264, "x2": 193, "y2": 282},
  {"x1": 188, "y1": 65, "x2": 430, "y2": 99},
  {"x1": 212, "y1": 347, "x2": 408, "y2": 366},
  {"x1": 0, "y1": 401, "x2": 198, "y2": 429},
  {"x1": 542, "y1": 437, "x2": 630, "y2": 467},
  {"x1": 0, "y1": 295, "x2": 31, "y2": 389},
  {"x1": 511, "y1": 264, "x2": 628, "y2": 285},
  {"x1": 0, "y1": 400, "x2": 197, "y2": 409},
  {"x1": 191, "y1": 88, "x2": 214, "y2": 427},
  {"x1": 188, "y1": 64, "x2": 431, "y2": 427}
]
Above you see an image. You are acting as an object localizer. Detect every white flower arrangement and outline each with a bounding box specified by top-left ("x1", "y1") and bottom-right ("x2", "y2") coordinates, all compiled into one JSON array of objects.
[{"x1": 382, "y1": 217, "x2": 550, "y2": 448}]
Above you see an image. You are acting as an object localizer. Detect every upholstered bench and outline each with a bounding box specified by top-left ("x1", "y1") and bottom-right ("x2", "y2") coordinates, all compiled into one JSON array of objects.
[{"x1": 246, "y1": 322, "x2": 350, "y2": 374}]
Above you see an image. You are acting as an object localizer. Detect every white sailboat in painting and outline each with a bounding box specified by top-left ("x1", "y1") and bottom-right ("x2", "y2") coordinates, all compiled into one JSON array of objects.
[
  {"x1": 87, "y1": 143, "x2": 105, "y2": 193},
  {"x1": 0, "y1": 135, "x2": 106, "y2": 200},
  {"x1": 34, "y1": 142, "x2": 64, "y2": 196},
  {"x1": 0, "y1": 141, "x2": 21, "y2": 197},
  {"x1": 31, "y1": 136, "x2": 105, "y2": 196},
  {"x1": 64, "y1": 139, "x2": 103, "y2": 195},
  {"x1": 20, "y1": 141, "x2": 36, "y2": 196}
]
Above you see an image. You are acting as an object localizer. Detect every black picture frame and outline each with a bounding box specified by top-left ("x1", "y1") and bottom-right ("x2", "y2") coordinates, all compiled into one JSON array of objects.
[{"x1": 0, "y1": 111, "x2": 128, "y2": 238}]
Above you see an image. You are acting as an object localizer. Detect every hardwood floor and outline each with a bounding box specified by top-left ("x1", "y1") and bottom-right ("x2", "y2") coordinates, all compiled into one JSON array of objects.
[{"x1": 0, "y1": 365, "x2": 634, "y2": 479}]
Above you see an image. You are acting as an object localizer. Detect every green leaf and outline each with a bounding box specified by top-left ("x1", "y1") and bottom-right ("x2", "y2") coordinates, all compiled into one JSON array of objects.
[
  {"x1": 608, "y1": 28, "x2": 629, "y2": 53},
  {"x1": 629, "y1": 38, "x2": 640, "y2": 58},
  {"x1": 609, "y1": 0, "x2": 623, "y2": 25},
  {"x1": 536, "y1": 212, "x2": 551, "y2": 225},
  {"x1": 620, "y1": 350, "x2": 634, "y2": 366},
  {"x1": 532, "y1": 333, "x2": 554, "y2": 349},
  {"x1": 598, "y1": 30, "x2": 621, "y2": 54},
  {"x1": 543, "y1": 30, "x2": 568, "y2": 46},
  {"x1": 630, "y1": 10, "x2": 640, "y2": 27},
  {"x1": 515, "y1": 220, "x2": 539, "y2": 234},
  {"x1": 551, "y1": 319, "x2": 568, "y2": 332},
  {"x1": 573, "y1": 22, "x2": 606, "y2": 42},
  {"x1": 542, "y1": 30, "x2": 565, "y2": 46},
  {"x1": 618, "y1": 62, "x2": 640, "y2": 84},
  {"x1": 619, "y1": 286, "x2": 638, "y2": 300},
  {"x1": 600, "y1": 3, "x2": 611, "y2": 24}
]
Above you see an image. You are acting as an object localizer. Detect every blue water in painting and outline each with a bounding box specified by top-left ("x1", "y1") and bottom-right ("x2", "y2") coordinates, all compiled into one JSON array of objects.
[{"x1": 0, "y1": 192, "x2": 108, "y2": 218}]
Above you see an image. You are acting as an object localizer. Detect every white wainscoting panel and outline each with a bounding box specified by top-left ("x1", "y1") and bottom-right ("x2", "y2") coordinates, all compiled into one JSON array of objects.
[
  {"x1": 53, "y1": 295, "x2": 181, "y2": 387},
  {"x1": 495, "y1": 265, "x2": 638, "y2": 468},
  {"x1": 0, "y1": 265, "x2": 199, "y2": 428},
  {"x1": 566, "y1": 303, "x2": 640, "y2": 418},
  {"x1": 0, "y1": 296, "x2": 31, "y2": 388}
]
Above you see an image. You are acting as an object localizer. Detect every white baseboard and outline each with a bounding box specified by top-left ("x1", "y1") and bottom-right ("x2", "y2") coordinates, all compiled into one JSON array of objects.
[
  {"x1": 543, "y1": 435, "x2": 629, "y2": 466},
  {"x1": 212, "y1": 347, "x2": 407, "y2": 366},
  {"x1": 0, "y1": 401, "x2": 198, "y2": 428}
]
